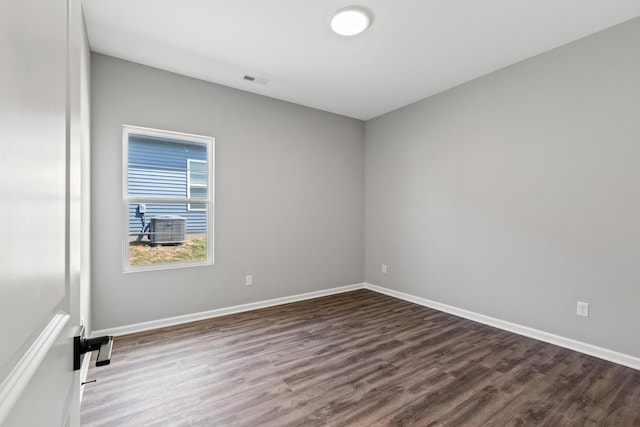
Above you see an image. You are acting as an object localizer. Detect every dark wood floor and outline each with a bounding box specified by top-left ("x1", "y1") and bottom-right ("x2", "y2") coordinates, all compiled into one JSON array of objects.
[{"x1": 81, "y1": 290, "x2": 640, "y2": 426}]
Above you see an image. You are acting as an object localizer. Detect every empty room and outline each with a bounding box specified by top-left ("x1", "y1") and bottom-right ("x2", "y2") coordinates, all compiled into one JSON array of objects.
[{"x1": 2, "y1": 0, "x2": 640, "y2": 426}]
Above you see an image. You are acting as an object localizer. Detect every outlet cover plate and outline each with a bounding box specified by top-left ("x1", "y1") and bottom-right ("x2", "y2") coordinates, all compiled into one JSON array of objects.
[{"x1": 577, "y1": 301, "x2": 589, "y2": 317}]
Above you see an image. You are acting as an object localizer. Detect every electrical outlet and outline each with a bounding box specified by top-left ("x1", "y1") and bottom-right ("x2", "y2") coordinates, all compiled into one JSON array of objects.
[
  {"x1": 245, "y1": 275, "x2": 253, "y2": 286},
  {"x1": 577, "y1": 301, "x2": 589, "y2": 317},
  {"x1": 381, "y1": 264, "x2": 387, "y2": 274}
]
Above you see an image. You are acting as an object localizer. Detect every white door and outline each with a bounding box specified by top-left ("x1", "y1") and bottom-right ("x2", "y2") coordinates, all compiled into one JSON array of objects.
[{"x1": 0, "y1": 0, "x2": 89, "y2": 425}]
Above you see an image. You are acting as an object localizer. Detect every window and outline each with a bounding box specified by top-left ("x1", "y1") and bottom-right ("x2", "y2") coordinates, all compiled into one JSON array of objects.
[
  {"x1": 123, "y1": 125, "x2": 214, "y2": 271},
  {"x1": 187, "y1": 159, "x2": 207, "y2": 211}
]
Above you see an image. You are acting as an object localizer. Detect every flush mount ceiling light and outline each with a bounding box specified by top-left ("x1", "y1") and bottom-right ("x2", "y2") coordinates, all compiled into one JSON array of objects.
[{"x1": 330, "y1": 6, "x2": 371, "y2": 36}]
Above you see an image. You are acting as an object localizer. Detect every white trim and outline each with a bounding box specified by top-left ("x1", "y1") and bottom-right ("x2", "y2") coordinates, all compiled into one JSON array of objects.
[
  {"x1": 90, "y1": 281, "x2": 640, "y2": 371},
  {"x1": 0, "y1": 312, "x2": 70, "y2": 425},
  {"x1": 78, "y1": 349, "x2": 92, "y2": 404},
  {"x1": 122, "y1": 124, "x2": 212, "y2": 144},
  {"x1": 122, "y1": 125, "x2": 215, "y2": 272},
  {"x1": 92, "y1": 283, "x2": 364, "y2": 337},
  {"x1": 364, "y1": 283, "x2": 640, "y2": 371},
  {"x1": 122, "y1": 125, "x2": 130, "y2": 272}
]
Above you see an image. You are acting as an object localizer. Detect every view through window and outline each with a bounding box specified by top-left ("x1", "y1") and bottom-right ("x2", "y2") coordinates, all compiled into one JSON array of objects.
[{"x1": 123, "y1": 125, "x2": 214, "y2": 270}]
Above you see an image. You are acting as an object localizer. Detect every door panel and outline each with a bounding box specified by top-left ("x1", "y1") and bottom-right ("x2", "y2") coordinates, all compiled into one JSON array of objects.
[
  {"x1": 0, "y1": 0, "x2": 67, "y2": 376},
  {"x1": 0, "y1": 0, "x2": 88, "y2": 425},
  {"x1": 2, "y1": 319, "x2": 75, "y2": 427}
]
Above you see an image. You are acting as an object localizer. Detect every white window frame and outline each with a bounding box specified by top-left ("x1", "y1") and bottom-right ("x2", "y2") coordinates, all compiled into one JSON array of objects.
[
  {"x1": 187, "y1": 159, "x2": 207, "y2": 212},
  {"x1": 122, "y1": 125, "x2": 215, "y2": 272}
]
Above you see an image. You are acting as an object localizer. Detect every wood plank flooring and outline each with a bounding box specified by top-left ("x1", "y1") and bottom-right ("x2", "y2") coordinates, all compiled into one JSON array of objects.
[{"x1": 81, "y1": 290, "x2": 640, "y2": 426}]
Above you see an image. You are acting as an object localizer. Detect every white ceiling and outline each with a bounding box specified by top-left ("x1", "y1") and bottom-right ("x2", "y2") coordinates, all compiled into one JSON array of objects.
[{"x1": 82, "y1": 0, "x2": 640, "y2": 120}]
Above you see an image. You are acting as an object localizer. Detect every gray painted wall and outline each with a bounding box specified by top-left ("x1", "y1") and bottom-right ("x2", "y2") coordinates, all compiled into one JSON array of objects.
[
  {"x1": 91, "y1": 54, "x2": 364, "y2": 330},
  {"x1": 365, "y1": 18, "x2": 640, "y2": 358}
]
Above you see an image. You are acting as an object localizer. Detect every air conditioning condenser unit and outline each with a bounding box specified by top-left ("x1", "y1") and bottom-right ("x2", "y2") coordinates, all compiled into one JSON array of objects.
[{"x1": 149, "y1": 216, "x2": 186, "y2": 245}]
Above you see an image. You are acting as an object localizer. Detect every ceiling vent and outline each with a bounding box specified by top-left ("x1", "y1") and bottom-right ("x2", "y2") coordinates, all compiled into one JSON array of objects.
[{"x1": 242, "y1": 74, "x2": 269, "y2": 85}]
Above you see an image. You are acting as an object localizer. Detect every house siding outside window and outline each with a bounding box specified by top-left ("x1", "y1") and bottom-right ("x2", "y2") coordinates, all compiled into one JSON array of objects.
[{"x1": 128, "y1": 134, "x2": 207, "y2": 235}]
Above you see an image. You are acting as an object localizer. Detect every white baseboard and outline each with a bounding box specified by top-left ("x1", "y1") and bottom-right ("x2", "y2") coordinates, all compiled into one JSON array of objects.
[
  {"x1": 91, "y1": 281, "x2": 640, "y2": 371},
  {"x1": 91, "y1": 283, "x2": 365, "y2": 338},
  {"x1": 364, "y1": 283, "x2": 640, "y2": 371}
]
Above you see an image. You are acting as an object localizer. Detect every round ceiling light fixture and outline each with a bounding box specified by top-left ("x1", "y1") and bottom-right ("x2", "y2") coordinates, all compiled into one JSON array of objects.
[{"x1": 330, "y1": 6, "x2": 371, "y2": 36}]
